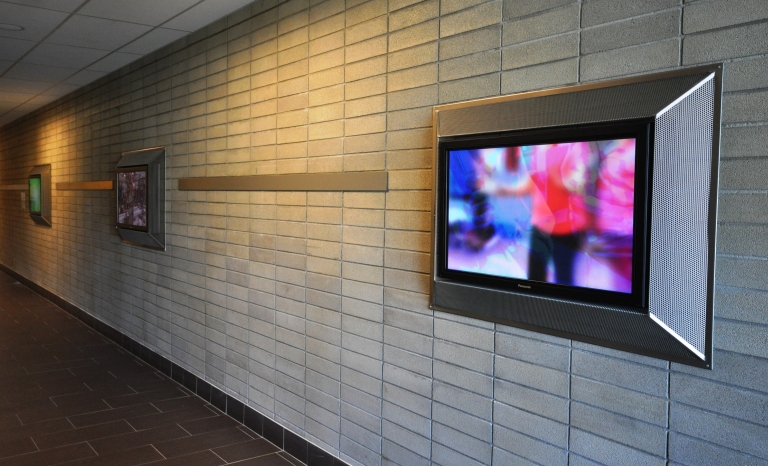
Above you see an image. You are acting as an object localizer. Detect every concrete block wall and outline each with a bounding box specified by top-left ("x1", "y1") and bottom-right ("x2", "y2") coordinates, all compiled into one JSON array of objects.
[{"x1": 1, "y1": 0, "x2": 768, "y2": 464}]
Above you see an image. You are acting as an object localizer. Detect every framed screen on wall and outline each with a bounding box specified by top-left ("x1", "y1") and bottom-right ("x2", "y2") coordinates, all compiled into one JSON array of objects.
[
  {"x1": 28, "y1": 175, "x2": 42, "y2": 215},
  {"x1": 116, "y1": 165, "x2": 149, "y2": 232},
  {"x1": 439, "y1": 121, "x2": 650, "y2": 310},
  {"x1": 431, "y1": 65, "x2": 722, "y2": 368}
]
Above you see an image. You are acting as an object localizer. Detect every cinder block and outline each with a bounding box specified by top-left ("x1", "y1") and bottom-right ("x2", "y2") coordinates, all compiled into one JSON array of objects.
[
  {"x1": 581, "y1": 39, "x2": 679, "y2": 81},
  {"x1": 493, "y1": 425, "x2": 568, "y2": 465},
  {"x1": 390, "y1": 0, "x2": 438, "y2": 32},
  {"x1": 684, "y1": 0, "x2": 768, "y2": 34},
  {"x1": 725, "y1": 56, "x2": 768, "y2": 92},
  {"x1": 670, "y1": 403, "x2": 768, "y2": 460},
  {"x1": 684, "y1": 21, "x2": 768, "y2": 65},
  {"x1": 581, "y1": 10, "x2": 680, "y2": 54},
  {"x1": 572, "y1": 375, "x2": 667, "y2": 426},
  {"x1": 433, "y1": 421, "x2": 492, "y2": 464},
  {"x1": 571, "y1": 402, "x2": 668, "y2": 456},
  {"x1": 502, "y1": 33, "x2": 578, "y2": 70},
  {"x1": 668, "y1": 431, "x2": 768, "y2": 466},
  {"x1": 381, "y1": 437, "x2": 430, "y2": 466},
  {"x1": 440, "y1": 1, "x2": 502, "y2": 38},
  {"x1": 572, "y1": 349, "x2": 668, "y2": 397},
  {"x1": 715, "y1": 318, "x2": 768, "y2": 359},
  {"x1": 723, "y1": 90, "x2": 768, "y2": 124},
  {"x1": 439, "y1": 50, "x2": 500, "y2": 82},
  {"x1": 503, "y1": 3, "x2": 579, "y2": 46},
  {"x1": 388, "y1": 42, "x2": 438, "y2": 72},
  {"x1": 502, "y1": 0, "x2": 573, "y2": 21},
  {"x1": 495, "y1": 378, "x2": 569, "y2": 423},
  {"x1": 387, "y1": 85, "x2": 438, "y2": 111},
  {"x1": 570, "y1": 428, "x2": 666, "y2": 466},
  {"x1": 582, "y1": 0, "x2": 679, "y2": 27},
  {"x1": 439, "y1": 25, "x2": 500, "y2": 61},
  {"x1": 438, "y1": 72, "x2": 499, "y2": 104}
]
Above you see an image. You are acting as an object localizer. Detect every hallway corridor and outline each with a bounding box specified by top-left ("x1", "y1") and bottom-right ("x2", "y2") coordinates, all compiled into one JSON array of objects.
[{"x1": 0, "y1": 271, "x2": 301, "y2": 466}]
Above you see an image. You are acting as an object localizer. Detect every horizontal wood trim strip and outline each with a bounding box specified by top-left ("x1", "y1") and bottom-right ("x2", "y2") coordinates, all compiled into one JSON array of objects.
[
  {"x1": 0, "y1": 184, "x2": 27, "y2": 191},
  {"x1": 56, "y1": 181, "x2": 114, "y2": 191},
  {"x1": 178, "y1": 171, "x2": 388, "y2": 192}
]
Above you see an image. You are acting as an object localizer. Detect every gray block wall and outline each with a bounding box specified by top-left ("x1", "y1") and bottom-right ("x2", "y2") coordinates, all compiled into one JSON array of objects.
[{"x1": 1, "y1": 0, "x2": 767, "y2": 464}]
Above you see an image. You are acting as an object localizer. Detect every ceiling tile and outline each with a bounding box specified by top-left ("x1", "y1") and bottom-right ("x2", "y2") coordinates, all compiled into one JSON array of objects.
[
  {"x1": 87, "y1": 51, "x2": 143, "y2": 73},
  {"x1": 46, "y1": 14, "x2": 152, "y2": 51},
  {"x1": 22, "y1": 43, "x2": 109, "y2": 68},
  {"x1": 0, "y1": 77, "x2": 54, "y2": 94},
  {"x1": 1, "y1": 0, "x2": 87, "y2": 13},
  {"x1": 119, "y1": 27, "x2": 189, "y2": 55},
  {"x1": 0, "y1": 36, "x2": 36, "y2": 61},
  {"x1": 77, "y1": 0, "x2": 200, "y2": 27},
  {"x1": 42, "y1": 83, "x2": 79, "y2": 97},
  {"x1": 63, "y1": 69, "x2": 107, "y2": 86},
  {"x1": 163, "y1": 0, "x2": 254, "y2": 32},
  {"x1": 0, "y1": 2, "x2": 69, "y2": 42},
  {"x1": 4, "y1": 62, "x2": 78, "y2": 83},
  {"x1": 0, "y1": 90, "x2": 34, "y2": 104}
]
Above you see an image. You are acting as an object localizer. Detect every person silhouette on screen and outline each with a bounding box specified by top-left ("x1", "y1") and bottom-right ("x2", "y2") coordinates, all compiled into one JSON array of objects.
[{"x1": 487, "y1": 143, "x2": 598, "y2": 286}]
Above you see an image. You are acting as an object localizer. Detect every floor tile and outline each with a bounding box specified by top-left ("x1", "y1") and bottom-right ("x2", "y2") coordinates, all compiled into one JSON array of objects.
[
  {"x1": 153, "y1": 426, "x2": 253, "y2": 458},
  {"x1": 88, "y1": 423, "x2": 189, "y2": 454},
  {"x1": 211, "y1": 438, "x2": 280, "y2": 463}
]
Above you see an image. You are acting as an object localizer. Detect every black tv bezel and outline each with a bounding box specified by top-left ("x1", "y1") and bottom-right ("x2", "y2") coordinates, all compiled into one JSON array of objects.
[
  {"x1": 436, "y1": 119, "x2": 653, "y2": 312},
  {"x1": 116, "y1": 165, "x2": 150, "y2": 232},
  {"x1": 28, "y1": 174, "x2": 42, "y2": 216}
]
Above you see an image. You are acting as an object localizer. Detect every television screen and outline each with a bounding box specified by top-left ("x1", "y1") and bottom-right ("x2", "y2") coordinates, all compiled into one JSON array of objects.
[
  {"x1": 29, "y1": 175, "x2": 41, "y2": 215},
  {"x1": 443, "y1": 133, "x2": 644, "y2": 301},
  {"x1": 117, "y1": 166, "x2": 148, "y2": 231}
]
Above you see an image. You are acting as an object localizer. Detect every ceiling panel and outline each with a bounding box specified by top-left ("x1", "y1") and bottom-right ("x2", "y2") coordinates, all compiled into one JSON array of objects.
[
  {"x1": 0, "y1": 0, "x2": 264, "y2": 127},
  {"x1": 0, "y1": 0, "x2": 87, "y2": 13},
  {"x1": 119, "y1": 27, "x2": 189, "y2": 55},
  {"x1": 42, "y1": 83, "x2": 80, "y2": 97},
  {"x1": 63, "y1": 69, "x2": 107, "y2": 86},
  {"x1": 0, "y1": 2, "x2": 69, "y2": 42},
  {"x1": 46, "y1": 15, "x2": 153, "y2": 51},
  {"x1": 163, "y1": 0, "x2": 254, "y2": 32},
  {"x1": 87, "y1": 52, "x2": 143, "y2": 73},
  {"x1": 22, "y1": 43, "x2": 110, "y2": 68},
  {"x1": 78, "y1": 0, "x2": 201, "y2": 27},
  {"x1": 0, "y1": 90, "x2": 35, "y2": 104},
  {"x1": 4, "y1": 62, "x2": 78, "y2": 83},
  {"x1": 0, "y1": 78, "x2": 53, "y2": 95},
  {"x1": 0, "y1": 37, "x2": 36, "y2": 61}
]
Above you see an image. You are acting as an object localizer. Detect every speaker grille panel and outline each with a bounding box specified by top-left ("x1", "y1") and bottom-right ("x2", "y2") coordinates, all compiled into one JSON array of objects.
[
  {"x1": 438, "y1": 74, "x2": 709, "y2": 137},
  {"x1": 649, "y1": 77, "x2": 714, "y2": 356}
]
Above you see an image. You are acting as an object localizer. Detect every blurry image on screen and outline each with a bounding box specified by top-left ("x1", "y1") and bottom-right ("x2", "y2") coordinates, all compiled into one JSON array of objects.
[
  {"x1": 29, "y1": 176, "x2": 41, "y2": 214},
  {"x1": 446, "y1": 139, "x2": 636, "y2": 294},
  {"x1": 118, "y1": 169, "x2": 148, "y2": 229}
]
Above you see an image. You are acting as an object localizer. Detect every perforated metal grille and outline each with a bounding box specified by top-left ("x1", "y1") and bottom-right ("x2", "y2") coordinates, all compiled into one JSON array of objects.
[
  {"x1": 649, "y1": 77, "x2": 715, "y2": 355},
  {"x1": 438, "y1": 74, "x2": 709, "y2": 137}
]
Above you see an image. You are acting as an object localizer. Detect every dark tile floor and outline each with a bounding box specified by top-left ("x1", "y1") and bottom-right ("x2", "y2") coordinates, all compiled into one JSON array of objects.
[{"x1": 0, "y1": 272, "x2": 302, "y2": 466}]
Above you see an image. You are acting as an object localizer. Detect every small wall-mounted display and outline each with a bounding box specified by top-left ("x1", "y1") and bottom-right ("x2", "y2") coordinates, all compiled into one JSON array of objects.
[
  {"x1": 28, "y1": 164, "x2": 52, "y2": 227},
  {"x1": 432, "y1": 65, "x2": 722, "y2": 368},
  {"x1": 117, "y1": 166, "x2": 149, "y2": 232},
  {"x1": 115, "y1": 147, "x2": 165, "y2": 250}
]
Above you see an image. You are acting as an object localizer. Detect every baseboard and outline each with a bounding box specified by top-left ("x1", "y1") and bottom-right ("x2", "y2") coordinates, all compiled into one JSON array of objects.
[{"x1": 0, "y1": 263, "x2": 348, "y2": 466}]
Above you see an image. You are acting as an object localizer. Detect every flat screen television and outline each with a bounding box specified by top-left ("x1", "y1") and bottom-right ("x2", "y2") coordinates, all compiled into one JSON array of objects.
[
  {"x1": 117, "y1": 165, "x2": 149, "y2": 232},
  {"x1": 437, "y1": 121, "x2": 651, "y2": 310},
  {"x1": 28, "y1": 174, "x2": 42, "y2": 215}
]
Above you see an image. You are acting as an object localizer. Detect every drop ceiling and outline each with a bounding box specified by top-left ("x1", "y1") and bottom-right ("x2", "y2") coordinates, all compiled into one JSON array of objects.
[{"x1": 0, "y1": 0, "x2": 257, "y2": 128}]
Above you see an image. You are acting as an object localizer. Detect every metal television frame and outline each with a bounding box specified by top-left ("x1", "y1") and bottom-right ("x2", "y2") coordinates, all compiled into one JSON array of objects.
[
  {"x1": 430, "y1": 65, "x2": 722, "y2": 368},
  {"x1": 28, "y1": 164, "x2": 52, "y2": 227},
  {"x1": 115, "y1": 147, "x2": 165, "y2": 250}
]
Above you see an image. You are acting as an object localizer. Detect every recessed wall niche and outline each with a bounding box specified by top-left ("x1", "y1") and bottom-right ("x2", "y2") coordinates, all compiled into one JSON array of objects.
[
  {"x1": 431, "y1": 65, "x2": 722, "y2": 368},
  {"x1": 28, "y1": 164, "x2": 52, "y2": 227},
  {"x1": 115, "y1": 147, "x2": 165, "y2": 250}
]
